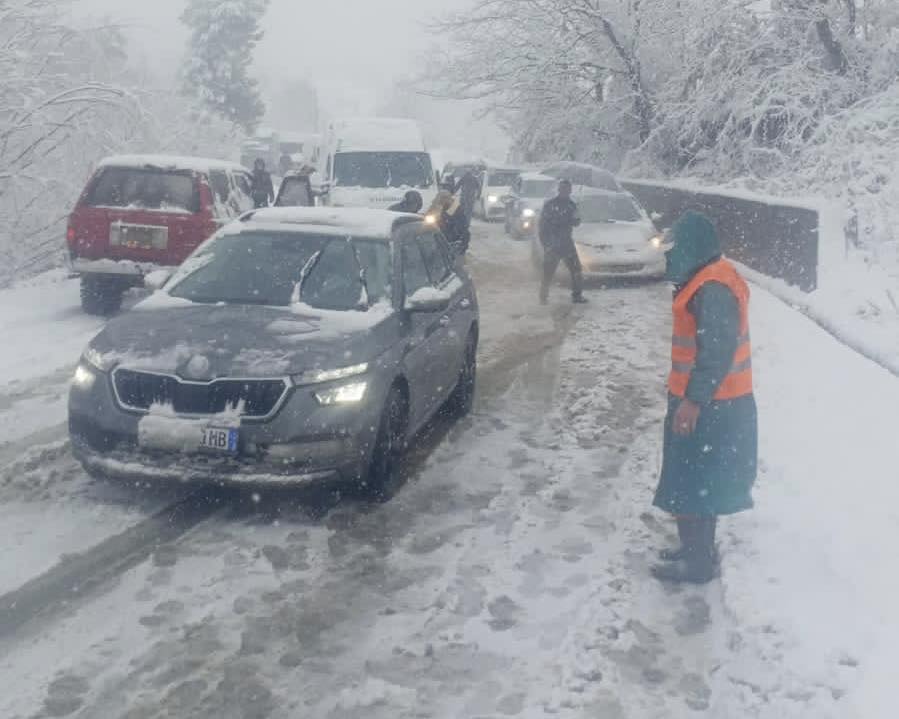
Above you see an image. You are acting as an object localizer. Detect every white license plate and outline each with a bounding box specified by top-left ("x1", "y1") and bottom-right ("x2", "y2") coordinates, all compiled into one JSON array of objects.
[{"x1": 200, "y1": 427, "x2": 238, "y2": 453}]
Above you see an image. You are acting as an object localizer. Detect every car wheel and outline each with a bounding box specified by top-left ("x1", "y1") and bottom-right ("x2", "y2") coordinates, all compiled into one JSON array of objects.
[
  {"x1": 445, "y1": 330, "x2": 478, "y2": 419},
  {"x1": 80, "y1": 275, "x2": 124, "y2": 316},
  {"x1": 361, "y1": 385, "x2": 407, "y2": 500}
]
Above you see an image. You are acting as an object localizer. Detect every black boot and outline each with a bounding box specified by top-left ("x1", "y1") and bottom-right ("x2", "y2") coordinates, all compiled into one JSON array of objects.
[{"x1": 651, "y1": 517, "x2": 719, "y2": 584}]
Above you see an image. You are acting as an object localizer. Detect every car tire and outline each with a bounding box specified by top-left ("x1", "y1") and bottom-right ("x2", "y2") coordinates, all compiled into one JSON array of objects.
[
  {"x1": 80, "y1": 275, "x2": 124, "y2": 316},
  {"x1": 361, "y1": 385, "x2": 407, "y2": 500},
  {"x1": 445, "y1": 330, "x2": 477, "y2": 419}
]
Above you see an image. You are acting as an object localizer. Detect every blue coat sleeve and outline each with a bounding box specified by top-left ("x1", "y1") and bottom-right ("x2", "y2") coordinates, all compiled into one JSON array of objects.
[{"x1": 685, "y1": 282, "x2": 740, "y2": 405}]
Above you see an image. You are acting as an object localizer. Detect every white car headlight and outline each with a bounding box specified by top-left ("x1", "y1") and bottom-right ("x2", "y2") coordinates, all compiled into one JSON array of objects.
[
  {"x1": 72, "y1": 364, "x2": 96, "y2": 389},
  {"x1": 522, "y1": 208, "x2": 536, "y2": 218},
  {"x1": 315, "y1": 381, "x2": 368, "y2": 405},
  {"x1": 487, "y1": 195, "x2": 499, "y2": 204},
  {"x1": 293, "y1": 362, "x2": 368, "y2": 386},
  {"x1": 649, "y1": 235, "x2": 665, "y2": 250},
  {"x1": 82, "y1": 346, "x2": 115, "y2": 372}
]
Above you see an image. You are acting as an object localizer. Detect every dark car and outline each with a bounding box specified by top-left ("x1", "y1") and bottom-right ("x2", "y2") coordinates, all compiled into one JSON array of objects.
[
  {"x1": 67, "y1": 155, "x2": 255, "y2": 315},
  {"x1": 503, "y1": 172, "x2": 557, "y2": 239},
  {"x1": 69, "y1": 208, "x2": 479, "y2": 495}
]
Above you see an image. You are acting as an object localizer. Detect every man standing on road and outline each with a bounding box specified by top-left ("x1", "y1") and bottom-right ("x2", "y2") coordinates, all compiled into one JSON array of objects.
[
  {"x1": 539, "y1": 179, "x2": 586, "y2": 304},
  {"x1": 250, "y1": 158, "x2": 275, "y2": 208},
  {"x1": 457, "y1": 170, "x2": 482, "y2": 221},
  {"x1": 652, "y1": 211, "x2": 758, "y2": 584}
]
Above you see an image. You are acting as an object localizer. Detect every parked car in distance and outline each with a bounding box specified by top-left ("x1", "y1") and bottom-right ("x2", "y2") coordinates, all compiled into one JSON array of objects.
[
  {"x1": 540, "y1": 161, "x2": 624, "y2": 193},
  {"x1": 531, "y1": 188, "x2": 667, "y2": 280},
  {"x1": 476, "y1": 166, "x2": 521, "y2": 221},
  {"x1": 69, "y1": 207, "x2": 480, "y2": 496},
  {"x1": 503, "y1": 172, "x2": 557, "y2": 239},
  {"x1": 67, "y1": 155, "x2": 254, "y2": 315}
]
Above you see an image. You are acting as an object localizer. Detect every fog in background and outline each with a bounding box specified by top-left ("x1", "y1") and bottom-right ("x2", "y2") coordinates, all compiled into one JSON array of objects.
[{"x1": 73, "y1": 0, "x2": 509, "y2": 159}]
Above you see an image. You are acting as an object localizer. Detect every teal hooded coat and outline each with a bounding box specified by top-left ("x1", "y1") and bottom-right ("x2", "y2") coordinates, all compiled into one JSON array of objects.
[{"x1": 653, "y1": 212, "x2": 758, "y2": 517}]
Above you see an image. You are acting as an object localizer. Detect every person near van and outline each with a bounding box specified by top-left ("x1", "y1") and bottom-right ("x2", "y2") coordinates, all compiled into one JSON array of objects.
[
  {"x1": 278, "y1": 154, "x2": 293, "y2": 177},
  {"x1": 457, "y1": 170, "x2": 482, "y2": 220},
  {"x1": 250, "y1": 158, "x2": 275, "y2": 208},
  {"x1": 539, "y1": 179, "x2": 586, "y2": 304},
  {"x1": 388, "y1": 190, "x2": 424, "y2": 214},
  {"x1": 428, "y1": 191, "x2": 470, "y2": 255},
  {"x1": 651, "y1": 211, "x2": 757, "y2": 584}
]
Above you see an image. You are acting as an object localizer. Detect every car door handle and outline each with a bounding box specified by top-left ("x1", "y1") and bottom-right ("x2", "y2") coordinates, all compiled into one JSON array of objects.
[
  {"x1": 439, "y1": 315, "x2": 451, "y2": 326},
  {"x1": 460, "y1": 298, "x2": 471, "y2": 309}
]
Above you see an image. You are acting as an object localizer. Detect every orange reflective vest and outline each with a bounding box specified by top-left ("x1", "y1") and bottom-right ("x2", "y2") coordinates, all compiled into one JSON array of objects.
[{"x1": 669, "y1": 258, "x2": 753, "y2": 400}]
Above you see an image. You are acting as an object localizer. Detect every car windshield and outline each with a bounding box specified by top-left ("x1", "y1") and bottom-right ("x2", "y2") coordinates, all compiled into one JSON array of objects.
[
  {"x1": 578, "y1": 195, "x2": 643, "y2": 223},
  {"x1": 167, "y1": 232, "x2": 392, "y2": 310},
  {"x1": 85, "y1": 167, "x2": 200, "y2": 213},
  {"x1": 333, "y1": 152, "x2": 434, "y2": 188},
  {"x1": 487, "y1": 171, "x2": 519, "y2": 186},
  {"x1": 544, "y1": 165, "x2": 620, "y2": 192},
  {"x1": 521, "y1": 179, "x2": 556, "y2": 198}
]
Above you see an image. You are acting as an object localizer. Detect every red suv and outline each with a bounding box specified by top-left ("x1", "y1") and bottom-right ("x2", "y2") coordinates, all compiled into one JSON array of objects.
[{"x1": 67, "y1": 155, "x2": 255, "y2": 314}]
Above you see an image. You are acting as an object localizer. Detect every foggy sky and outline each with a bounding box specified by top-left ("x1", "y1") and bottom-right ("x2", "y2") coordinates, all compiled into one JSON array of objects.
[{"x1": 75, "y1": 0, "x2": 459, "y2": 96}]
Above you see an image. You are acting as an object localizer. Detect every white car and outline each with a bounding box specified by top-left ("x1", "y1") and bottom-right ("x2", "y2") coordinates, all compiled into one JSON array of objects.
[
  {"x1": 476, "y1": 166, "x2": 521, "y2": 221},
  {"x1": 531, "y1": 189, "x2": 667, "y2": 279}
]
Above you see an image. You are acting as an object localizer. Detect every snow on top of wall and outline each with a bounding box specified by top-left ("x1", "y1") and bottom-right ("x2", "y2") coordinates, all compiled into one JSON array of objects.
[
  {"x1": 621, "y1": 176, "x2": 826, "y2": 213},
  {"x1": 99, "y1": 155, "x2": 249, "y2": 175}
]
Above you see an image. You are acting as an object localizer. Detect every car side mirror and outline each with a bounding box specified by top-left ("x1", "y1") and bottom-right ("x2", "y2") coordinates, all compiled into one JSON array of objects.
[
  {"x1": 404, "y1": 287, "x2": 451, "y2": 313},
  {"x1": 144, "y1": 269, "x2": 172, "y2": 291}
]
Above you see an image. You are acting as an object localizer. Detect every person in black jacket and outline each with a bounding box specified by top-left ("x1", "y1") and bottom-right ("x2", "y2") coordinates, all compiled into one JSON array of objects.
[
  {"x1": 456, "y1": 170, "x2": 482, "y2": 220},
  {"x1": 539, "y1": 179, "x2": 586, "y2": 304},
  {"x1": 250, "y1": 158, "x2": 275, "y2": 208},
  {"x1": 388, "y1": 190, "x2": 424, "y2": 214},
  {"x1": 428, "y1": 191, "x2": 470, "y2": 255}
]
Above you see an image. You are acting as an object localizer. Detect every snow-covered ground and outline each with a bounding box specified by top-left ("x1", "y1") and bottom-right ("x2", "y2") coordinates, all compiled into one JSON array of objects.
[{"x1": 0, "y1": 223, "x2": 897, "y2": 717}]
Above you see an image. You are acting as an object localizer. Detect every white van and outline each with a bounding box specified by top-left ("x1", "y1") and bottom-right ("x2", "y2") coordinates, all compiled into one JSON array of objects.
[{"x1": 317, "y1": 118, "x2": 438, "y2": 210}]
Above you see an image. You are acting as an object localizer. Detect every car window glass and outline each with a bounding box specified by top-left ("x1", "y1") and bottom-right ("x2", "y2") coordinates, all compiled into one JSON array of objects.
[
  {"x1": 419, "y1": 233, "x2": 451, "y2": 284},
  {"x1": 402, "y1": 240, "x2": 431, "y2": 296},
  {"x1": 233, "y1": 173, "x2": 253, "y2": 211},
  {"x1": 301, "y1": 240, "x2": 365, "y2": 310},
  {"x1": 85, "y1": 167, "x2": 199, "y2": 213},
  {"x1": 433, "y1": 233, "x2": 458, "y2": 273},
  {"x1": 209, "y1": 171, "x2": 231, "y2": 206},
  {"x1": 276, "y1": 177, "x2": 312, "y2": 207}
]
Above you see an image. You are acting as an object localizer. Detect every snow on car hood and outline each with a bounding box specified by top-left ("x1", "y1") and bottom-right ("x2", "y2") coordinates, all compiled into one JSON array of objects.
[
  {"x1": 575, "y1": 221, "x2": 656, "y2": 248},
  {"x1": 89, "y1": 303, "x2": 397, "y2": 378}
]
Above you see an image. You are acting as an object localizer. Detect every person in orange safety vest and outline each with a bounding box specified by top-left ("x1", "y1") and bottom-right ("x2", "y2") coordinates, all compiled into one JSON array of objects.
[{"x1": 652, "y1": 211, "x2": 758, "y2": 584}]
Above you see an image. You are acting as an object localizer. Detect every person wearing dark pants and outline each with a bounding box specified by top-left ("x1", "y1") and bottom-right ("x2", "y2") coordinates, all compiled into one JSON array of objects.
[
  {"x1": 539, "y1": 179, "x2": 586, "y2": 304},
  {"x1": 652, "y1": 211, "x2": 758, "y2": 584}
]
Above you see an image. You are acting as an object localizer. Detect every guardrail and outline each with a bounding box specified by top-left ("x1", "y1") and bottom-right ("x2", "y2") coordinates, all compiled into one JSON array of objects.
[{"x1": 621, "y1": 179, "x2": 820, "y2": 292}]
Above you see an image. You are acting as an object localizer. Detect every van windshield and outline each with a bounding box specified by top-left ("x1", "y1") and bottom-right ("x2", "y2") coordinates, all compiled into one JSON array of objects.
[
  {"x1": 487, "y1": 171, "x2": 519, "y2": 187},
  {"x1": 85, "y1": 167, "x2": 200, "y2": 213},
  {"x1": 333, "y1": 152, "x2": 433, "y2": 189}
]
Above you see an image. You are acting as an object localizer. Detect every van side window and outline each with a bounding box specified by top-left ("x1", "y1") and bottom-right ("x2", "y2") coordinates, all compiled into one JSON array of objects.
[{"x1": 233, "y1": 172, "x2": 253, "y2": 212}]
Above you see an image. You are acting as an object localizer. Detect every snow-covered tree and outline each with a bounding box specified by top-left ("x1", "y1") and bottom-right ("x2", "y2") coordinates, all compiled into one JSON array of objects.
[{"x1": 181, "y1": 0, "x2": 269, "y2": 133}]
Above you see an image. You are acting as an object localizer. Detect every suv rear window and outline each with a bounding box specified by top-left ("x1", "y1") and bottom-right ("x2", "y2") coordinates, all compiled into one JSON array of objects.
[{"x1": 85, "y1": 167, "x2": 200, "y2": 213}]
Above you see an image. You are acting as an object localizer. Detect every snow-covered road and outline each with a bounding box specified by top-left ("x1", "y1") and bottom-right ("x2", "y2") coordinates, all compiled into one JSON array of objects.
[{"x1": 1, "y1": 223, "x2": 897, "y2": 718}]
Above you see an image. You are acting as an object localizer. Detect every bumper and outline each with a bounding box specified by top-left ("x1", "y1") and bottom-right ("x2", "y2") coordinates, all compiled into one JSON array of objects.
[
  {"x1": 483, "y1": 204, "x2": 505, "y2": 219},
  {"x1": 69, "y1": 367, "x2": 386, "y2": 486},
  {"x1": 71, "y1": 258, "x2": 171, "y2": 279},
  {"x1": 577, "y1": 248, "x2": 666, "y2": 279}
]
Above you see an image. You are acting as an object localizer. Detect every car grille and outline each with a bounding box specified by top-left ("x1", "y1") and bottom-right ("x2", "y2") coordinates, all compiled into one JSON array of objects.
[{"x1": 113, "y1": 369, "x2": 287, "y2": 418}]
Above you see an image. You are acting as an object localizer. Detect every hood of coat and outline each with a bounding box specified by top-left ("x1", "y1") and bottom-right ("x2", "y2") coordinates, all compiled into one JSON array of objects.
[{"x1": 664, "y1": 211, "x2": 722, "y2": 285}]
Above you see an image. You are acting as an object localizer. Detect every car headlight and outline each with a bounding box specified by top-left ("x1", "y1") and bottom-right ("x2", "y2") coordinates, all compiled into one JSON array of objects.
[
  {"x1": 72, "y1": 363, "x2": 96, "y2": 390},
  {"x1": 649, "y1": 235, "x2": 665, "y2": 250},
  {"x1": 315, "y1": 381, "x2": 368, "y2": 406},
  {"x1": 424, "y1": 213, "x2": 438, "y2": 226},
  {"x1": 487, "y1": 195, "x2": 498, "y2": 204},
  {"x1": 293, "y1": 362, "x2": 368, "y2": 386},
  {"x1": 521, "y1": 208, "x2": 536, "y2": 218},
  {"x1": 82, "y1": 346, "x2": 115, "y2": 372}
]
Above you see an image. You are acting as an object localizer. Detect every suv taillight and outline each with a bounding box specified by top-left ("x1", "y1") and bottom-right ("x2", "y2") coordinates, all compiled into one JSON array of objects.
[{"x1": 66, "y1": 224, "x2": 76, "y2": 248}]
